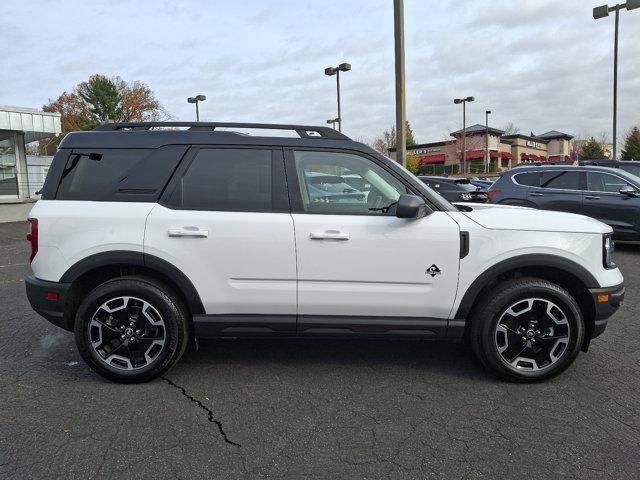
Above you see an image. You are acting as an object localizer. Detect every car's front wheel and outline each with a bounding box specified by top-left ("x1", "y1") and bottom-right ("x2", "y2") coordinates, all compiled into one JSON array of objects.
[
  {"x1": 74, "y1": 276, "x2": 189, "y2": 383},
  {"x1": 469, "y1": 277, "x2": 584, "y2": 381}
]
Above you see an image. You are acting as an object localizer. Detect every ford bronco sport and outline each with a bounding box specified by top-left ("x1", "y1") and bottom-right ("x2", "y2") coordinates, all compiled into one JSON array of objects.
[{"x1": 25, "y1": 122, "x2": 624, "y2": 383}]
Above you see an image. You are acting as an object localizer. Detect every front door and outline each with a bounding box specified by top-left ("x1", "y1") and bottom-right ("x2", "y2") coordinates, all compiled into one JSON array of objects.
[
  {"x1": 287, "y1": 149, "x2": 461, "y2": 337},
  {"x1": 582, "y1": 171, "x2": 640, "y2": 236},
  {"x1": 144, "y1": 147, "x2": 297, "y2": 335}
]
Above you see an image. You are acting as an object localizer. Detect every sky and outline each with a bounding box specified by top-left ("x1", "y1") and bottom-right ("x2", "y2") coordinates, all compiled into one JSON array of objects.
[{"x1": 2, "y1": 0, "x2": 640, "y2": 148}]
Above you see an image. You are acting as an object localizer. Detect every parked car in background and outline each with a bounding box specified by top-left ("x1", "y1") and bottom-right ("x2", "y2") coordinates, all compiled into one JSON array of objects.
[
  {"x1": 418, "y1": 176, "x2": 488, "y2": 203},
  {"x1": 581, "y1": 160, "x2": 640, "y2": 179},
  {"x1": 488, "y1": 165, "x2": 640, "y2": 239}
]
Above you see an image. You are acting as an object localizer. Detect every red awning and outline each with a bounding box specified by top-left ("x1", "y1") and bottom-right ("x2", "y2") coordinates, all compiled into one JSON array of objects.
[
  {"x1": 465, "y1": 150, "x2": 485, "y2": 160},
  {"x1": 419, "y1": 154, "x2": 445, "y2": 164},
  {"x1": 548, "y1": 155, "x2": 560, "y2": 161},
  {"x1": 489, "y1": 150, "x2": 500, "y2": 159},
  {"x1": 501, "y1": 152, "x2": 514, "y2": 160}
]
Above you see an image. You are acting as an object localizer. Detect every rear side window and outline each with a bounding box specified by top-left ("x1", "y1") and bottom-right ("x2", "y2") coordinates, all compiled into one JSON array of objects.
[
  {"x1": 176, "y1": 148, "x2": 279, "y2": 212},
  {"x1": 56, "y1": 149, "x2": 153, "y2": 200},
  {"x1": 513, "y1": 172, "x2": 540, "y2": 187},
  {"x1": 539, "y1": 171, "x2": 582, "y2": 190}
]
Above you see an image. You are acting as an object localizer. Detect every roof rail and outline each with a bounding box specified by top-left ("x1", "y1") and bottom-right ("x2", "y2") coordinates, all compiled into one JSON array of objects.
[{"x1": 93, "y1": 122, "x2": 350, "y2": 140}]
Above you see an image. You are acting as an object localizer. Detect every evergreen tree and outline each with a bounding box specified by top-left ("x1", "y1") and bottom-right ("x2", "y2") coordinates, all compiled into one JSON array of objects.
[
  {"x1": 581, "y1": 137, "x2": 605, "y2": 160},
  {"x1": 621, "y1": 127, "x2": 640, "y2": 160}
]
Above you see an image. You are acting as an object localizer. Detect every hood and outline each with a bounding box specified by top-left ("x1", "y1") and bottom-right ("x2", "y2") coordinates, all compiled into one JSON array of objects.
[{"x1": 458, "y1": 203, "x2": 612, "y2": 234}]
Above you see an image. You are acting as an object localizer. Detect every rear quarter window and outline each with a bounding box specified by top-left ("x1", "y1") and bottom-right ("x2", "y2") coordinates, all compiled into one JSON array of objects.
[
  {"x1": 513, "y1": 172, "x2": 541, "y2": 187},
  {"x1": 54, "y1": 146, "x2": 186, "y2": 202}
]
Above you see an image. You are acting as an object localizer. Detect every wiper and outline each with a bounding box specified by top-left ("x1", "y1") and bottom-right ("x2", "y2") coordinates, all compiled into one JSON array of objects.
[{"x1": 368, "y1": 201, "x2": 398, "y2": 213}]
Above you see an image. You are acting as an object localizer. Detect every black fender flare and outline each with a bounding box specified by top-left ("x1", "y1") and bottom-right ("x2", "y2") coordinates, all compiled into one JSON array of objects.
[
  {"x1": 453, "y1": 254, "x2": 599, "y2": 320},
  {"x1": 60, "y1": 250, "x2": 205, "y2": 314}
]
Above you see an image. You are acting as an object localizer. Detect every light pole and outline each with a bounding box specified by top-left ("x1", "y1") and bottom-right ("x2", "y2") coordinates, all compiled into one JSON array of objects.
[
  {"x1": 394, "y1": 0, "x2": 407, "y2": 167},
  {"x1": 324, "y1": 63, "x2": 351, "y2": 132},
  {"x1": 454, "y1": 96, "x2": 475, "y2": 174},
  {"x1": 326, "y1": 118, "x2": 339, "y2": 130},
  {"x1": 187, "y1": 95, "x2": 206, "y2": 122},
  {"x1": 593, "y1": 0, "x2": 640, "y2": 159},
  {"x1": 485, "y1": 110, "x2": 491, "y2": 173}
]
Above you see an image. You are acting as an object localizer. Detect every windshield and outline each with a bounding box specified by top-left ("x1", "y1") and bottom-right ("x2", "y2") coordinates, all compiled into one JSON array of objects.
[{"x1": 620, "y1": 164, "x2": 640, "y2": 179}]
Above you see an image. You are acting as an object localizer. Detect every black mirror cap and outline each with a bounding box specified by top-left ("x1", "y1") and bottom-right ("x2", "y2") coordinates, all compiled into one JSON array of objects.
[{"x1": 396, "y1": 194, "x2": 429, "y2": 219}]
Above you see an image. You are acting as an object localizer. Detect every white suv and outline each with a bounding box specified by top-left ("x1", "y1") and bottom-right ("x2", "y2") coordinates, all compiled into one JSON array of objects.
[{"x1": 25, "y1": 122, "x2": 624, "y2": 383}]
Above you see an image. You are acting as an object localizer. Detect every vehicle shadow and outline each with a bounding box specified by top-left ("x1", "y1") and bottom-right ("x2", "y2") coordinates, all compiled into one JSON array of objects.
[{"x1": 177, "y1": 337, "x2": 491, "y2": 381}]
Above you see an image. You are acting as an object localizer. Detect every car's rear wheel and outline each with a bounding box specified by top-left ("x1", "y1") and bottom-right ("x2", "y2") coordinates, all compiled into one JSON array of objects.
[
  {"x1": 469, "y1": 278, "x2": 584, "y2": 381},
  {"x1": 74, "y1": 276, "x2": 189, "y2": 383}
]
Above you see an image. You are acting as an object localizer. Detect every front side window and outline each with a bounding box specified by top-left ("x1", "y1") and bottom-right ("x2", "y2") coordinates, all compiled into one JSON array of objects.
[
  {"x1": 294, "y1": 150, "x2": 409, "y2": 215},
  {"x1": 587, "y1": 172, "x2": 631, "y2": 193},
  {"x1": 179, "y1": 148, "x2": 273, "y2": 211},
  {"x1": 539, "y1": 170, "x2": 581, "y2": 190}
]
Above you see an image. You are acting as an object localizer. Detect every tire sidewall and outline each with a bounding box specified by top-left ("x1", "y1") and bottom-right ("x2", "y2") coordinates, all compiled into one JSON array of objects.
[
  {"x1": 74, "y1": 278, "x2": 187, "y2": 383},
  {"x1": 475, "y1": 280, "x2": 584, "y2": 381}
]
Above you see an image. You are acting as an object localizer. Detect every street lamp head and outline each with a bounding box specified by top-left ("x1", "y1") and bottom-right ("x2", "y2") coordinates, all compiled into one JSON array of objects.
[
  {"x1": 324, "y1": 67, "x2": 337, "y2": 76},
  {"x1": 593, "y1": 5, "x2": 609, "y2": 18},
  {"x1": 466, "y1": 96, "x2": 475, "y2": 102},
  {"x1": 187, "y1": 97, "x2": 196, "y2": 103},
  {"x1": 486, "y1": 110, "x2": 491, "y2": 115},
  {"x1": 454, "y1": 98, "x2": 462, "y2": 104},
  {"x1": 627, "y1": 0, "x2": 640, "y2": 10},
  {"x1": 338, "y1": 62, "x2": 351, "y2": 72},
  {"x1": 195, "y1": 95, "x2": 206, "y2": 101}
]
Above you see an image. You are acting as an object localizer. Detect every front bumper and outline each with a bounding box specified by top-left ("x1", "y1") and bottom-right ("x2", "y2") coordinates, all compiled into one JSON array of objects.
[
  {"x1": 589, "y1": 283, "x2": 625, "y2": 338},
  {"x1": 25, "y1": 275, "x2": 72, "y2": 331}
]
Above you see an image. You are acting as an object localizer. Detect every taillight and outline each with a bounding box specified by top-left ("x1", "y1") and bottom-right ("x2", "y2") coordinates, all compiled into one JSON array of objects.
[
  {"x1": 26, "y1": 218, "x2": 38, "y2": 263},
  {"x1": 487, "y1": 189, "x2": 501, "y2": 201}
]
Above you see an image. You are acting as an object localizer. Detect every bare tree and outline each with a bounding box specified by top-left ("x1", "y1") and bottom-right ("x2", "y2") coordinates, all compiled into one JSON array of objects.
[{"x1": 502, "y1": 122, "x2": 520, "y2": 135}]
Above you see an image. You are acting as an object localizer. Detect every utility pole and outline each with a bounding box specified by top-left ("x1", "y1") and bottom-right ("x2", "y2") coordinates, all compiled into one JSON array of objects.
[
  {"x1": 485, "y1": 110, "x2": 491, "y2": 173},
  {"x1": 394, "y1": 0, "x2": 406, "y2": 167}
]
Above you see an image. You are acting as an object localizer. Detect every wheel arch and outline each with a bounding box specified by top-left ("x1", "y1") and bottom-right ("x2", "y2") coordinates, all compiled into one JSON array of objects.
[
  {"x1": 454, "y1": 254, "x2": 598, "y2": 349},
  {"x1": 60, "y1": 251, "x2": 204, "y2": 330}
]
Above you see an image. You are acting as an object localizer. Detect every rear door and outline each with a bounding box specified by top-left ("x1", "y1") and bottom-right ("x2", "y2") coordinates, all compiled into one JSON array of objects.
[
  {"x1": 144, "y1": 146, "x2": 297, "y2": 335},
  {"x1": 582, "y1": 171, "x2": 640, "y2": 235},
  {"x1": 287, "y1": 148, "x2": 461, "y2": 336},
  {"x1": 528, "y1": 169, "x2": 585, "y2": 214}
]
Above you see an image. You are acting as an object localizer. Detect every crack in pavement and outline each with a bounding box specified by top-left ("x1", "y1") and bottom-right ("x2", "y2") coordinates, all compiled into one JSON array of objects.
[{"x1": 161, "y1": 376, "x2": 241, "y2": 448}]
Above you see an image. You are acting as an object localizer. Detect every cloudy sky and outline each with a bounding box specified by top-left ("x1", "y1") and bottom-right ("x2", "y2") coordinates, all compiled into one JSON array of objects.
[{"x1": 2, "y1": 0, "x2": 639, "y2": 147}]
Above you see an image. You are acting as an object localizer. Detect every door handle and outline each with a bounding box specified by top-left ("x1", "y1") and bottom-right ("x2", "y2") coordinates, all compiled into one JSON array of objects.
[
  {"x1": 529, "y1": 192, "x2": 544, "y2": 197},
  {"x1": 309, "y1": 230, "x2": 350, "y2": 241},
  {"x1": 167, "y1": 228, "x2": 209, "y2": 238},
  {"x1": 585, "y1": 195, "x2": 601, "y2": 200}
]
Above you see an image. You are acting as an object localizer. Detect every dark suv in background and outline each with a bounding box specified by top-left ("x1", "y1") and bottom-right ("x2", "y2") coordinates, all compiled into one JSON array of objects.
[{"x1": 488, "y1": 165, "x2": 640, "y2": 240}]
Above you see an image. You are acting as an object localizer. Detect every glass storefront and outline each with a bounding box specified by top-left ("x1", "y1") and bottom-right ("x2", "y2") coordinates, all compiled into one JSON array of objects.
[{"x1": 0, "y1": 132, "x2": 19, "y2": 197}]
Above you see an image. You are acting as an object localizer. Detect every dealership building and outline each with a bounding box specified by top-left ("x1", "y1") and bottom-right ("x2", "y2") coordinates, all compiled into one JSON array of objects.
[
  {"x1": 0, "y1": 105, "x2": 61, "y2": 202},
  {"x1": 389, "y1": 124, "x2": 574, "y2": 172}
]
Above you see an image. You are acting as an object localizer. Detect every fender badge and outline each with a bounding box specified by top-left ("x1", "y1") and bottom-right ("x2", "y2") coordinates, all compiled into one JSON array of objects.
[{"x1": 426, "y1": 264, "x2": 442, "y2": 277}]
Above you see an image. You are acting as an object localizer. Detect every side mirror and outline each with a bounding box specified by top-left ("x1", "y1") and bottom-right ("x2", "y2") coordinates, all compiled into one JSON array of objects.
[
  {"x1": 396, "y1": 194, "x2": 429, "y2": 219},
  {"x1": 619, "y1": 185, "x2": 639, "y2": 197}
]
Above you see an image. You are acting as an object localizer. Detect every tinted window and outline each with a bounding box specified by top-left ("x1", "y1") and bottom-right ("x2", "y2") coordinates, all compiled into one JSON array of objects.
[
  {"x1": 587, "y1": 172, "x2": 631, "y2": 193},
  {"x1": 179, "y1": 148, "x2": 273, "y2": 211},
  {"x1": 514, "y1": 172, "x2": 541, "y2": 187},
  {"x1": 294, "y1": 151, "x2": 409, "y2": 215},
  {"x1": 56, "y1": 149, "x2": 152, "y2": 200},
  {"x1": 539, "y1": 171, "x2": 581, "y2": 190}
]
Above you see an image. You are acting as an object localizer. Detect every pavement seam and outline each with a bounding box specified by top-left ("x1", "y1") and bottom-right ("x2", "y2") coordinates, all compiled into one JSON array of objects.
[{"x1": 161, "y1": 375, "x2": 241, "y2": 448}]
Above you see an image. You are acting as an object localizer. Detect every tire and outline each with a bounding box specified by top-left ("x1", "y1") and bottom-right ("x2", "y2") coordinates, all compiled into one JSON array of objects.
[
  {"x1": 469, "y1": 277, "x2": 584, "y2": 382},
  {"x1": 74, "y1": 276, "x2": 190, "y2": 383}
]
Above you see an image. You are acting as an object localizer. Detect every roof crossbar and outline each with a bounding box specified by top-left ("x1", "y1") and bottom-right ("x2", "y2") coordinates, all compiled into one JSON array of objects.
[{"x1": 93, "y1": 122, "x2": 350, "y2": 140}]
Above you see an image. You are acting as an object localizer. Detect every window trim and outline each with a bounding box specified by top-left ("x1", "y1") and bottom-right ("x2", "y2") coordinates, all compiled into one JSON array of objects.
[
  {"x1": 511, "y1": 169, "x2": 585, "y2": 192},
  {"x1": 159, "y1": 145, "x2": 290, "y2": 213},
  {"x1": 284, "y1": 147, "x2": 429, "y2": 216}
]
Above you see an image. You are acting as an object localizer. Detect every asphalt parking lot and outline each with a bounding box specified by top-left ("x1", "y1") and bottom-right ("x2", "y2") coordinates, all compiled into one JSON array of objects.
[{"x1": 1, "y1": 220, "x2": 639, "y2": 480}]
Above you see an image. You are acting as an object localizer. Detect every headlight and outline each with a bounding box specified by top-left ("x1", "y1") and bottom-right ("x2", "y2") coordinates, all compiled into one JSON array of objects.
[
  {"x1": 603, "y1": 234, "x2": 616, "y2": 269},
  {"x1": 460, "y1": 193, "x2": 472, "y2": 201}
]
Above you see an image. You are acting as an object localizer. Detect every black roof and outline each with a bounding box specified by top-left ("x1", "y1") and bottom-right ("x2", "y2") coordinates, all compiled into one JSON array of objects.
[
  {"x1": 59, "y1": 121, "x2": 368, "y2": 151},
  {"x1": 537, "y1": 130, "x2": 573, "y2": 140}
]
